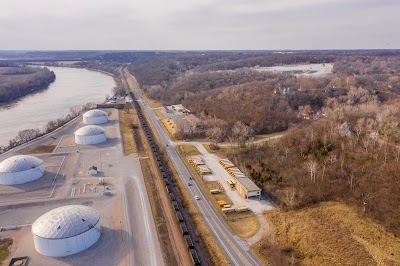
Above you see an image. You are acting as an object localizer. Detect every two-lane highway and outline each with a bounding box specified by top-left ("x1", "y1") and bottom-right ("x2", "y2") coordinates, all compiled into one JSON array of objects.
[{"x1": 124, "y1": 68, "x2": 262, "y2": 266}]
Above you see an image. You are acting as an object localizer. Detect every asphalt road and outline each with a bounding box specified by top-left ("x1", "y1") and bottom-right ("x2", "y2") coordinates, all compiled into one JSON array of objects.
[
  {"x1": 120, "y1": 156, "x2": 165, "y2": 266},
  {"x1": 124, "y1": 69, "x2": 262, "y2": 266}
]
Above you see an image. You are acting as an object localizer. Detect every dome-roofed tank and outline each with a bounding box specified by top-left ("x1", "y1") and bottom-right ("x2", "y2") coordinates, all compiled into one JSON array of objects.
[
  {"x1": 32, "y1": 205, "x2": 101, "y2": 257},
  {"x1": 74, "y1": 125, "x2": 107, "y2": 145},
  {"x1": 83, "y1": 109, "x2": 108, "y2": 125},
  {"x1": 0, "y1": 155, "x2": 44, "y2": 185}
]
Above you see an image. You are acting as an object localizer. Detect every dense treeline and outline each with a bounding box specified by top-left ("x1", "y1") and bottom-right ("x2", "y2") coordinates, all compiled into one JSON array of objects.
[
  {"x1": 0, "y1": 66, "x2": 55, "y2": 103},
  {"x1": 185, "y1": 81, "x2": 297, "y2": 134},
  {"x1": 129, "y1": 52, "x2": 335, "y2": 87},
  {"x1": 73, "y1": 61, "x2": 122, "y2": 76},
  {"x1": 228, "y1": 89, "x2": 400, "y2": 236},
  {"x1": 333, "y1": 55, "x2": 400, "y2": 76},
  {"x1": 129, "y1": 51, "x2": 400, "y2": 138}
]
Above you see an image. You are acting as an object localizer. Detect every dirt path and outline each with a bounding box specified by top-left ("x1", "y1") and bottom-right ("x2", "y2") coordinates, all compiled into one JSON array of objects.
[{"x1": 241, "y1": 213, "x2": 270, "y2": 247}]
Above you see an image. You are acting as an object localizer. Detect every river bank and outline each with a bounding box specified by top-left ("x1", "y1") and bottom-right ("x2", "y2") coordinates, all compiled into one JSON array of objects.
[
  {"x1": 0, "y1": 66, "x2": 56, "y2": 103},
  {"x1": 0, "y1": 66, "x2": 116, "y2": 146}
]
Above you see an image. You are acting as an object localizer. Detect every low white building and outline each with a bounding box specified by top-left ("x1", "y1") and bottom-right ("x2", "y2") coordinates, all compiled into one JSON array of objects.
[
  {"x1": 74, "y1": 125, "x2": 107, "y2": 145},
  {"x1": 83, "y1": 110, "x2": 108, "y2": 125},
  {"x1": 0, "y1": 155, "x2": 44, "y2": 185},
  {"x1": 88, "y1": 166, "x2": 98, "y2": 176},
  {"x1": 171, "y1": 104, "x2": 187, "y2": 113},
  {"x1": 32, "y1": 205, "x2": 101, "y2": 257}
]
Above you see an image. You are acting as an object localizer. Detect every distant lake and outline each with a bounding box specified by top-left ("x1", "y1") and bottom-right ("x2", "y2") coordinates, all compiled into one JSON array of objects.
[{"x1": 0, "y1": 66, "x2": 115, "y2": 146}]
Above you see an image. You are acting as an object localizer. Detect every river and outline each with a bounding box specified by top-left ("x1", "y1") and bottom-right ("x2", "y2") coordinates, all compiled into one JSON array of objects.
[{"x1": 0, "y1": 66, "x2": 115, "y2": 146}]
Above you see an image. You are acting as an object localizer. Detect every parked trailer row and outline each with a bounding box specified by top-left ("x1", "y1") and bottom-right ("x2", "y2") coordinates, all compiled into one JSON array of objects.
[{"x1": 129, "y1": 91, "x2": 201, "y2": 265}]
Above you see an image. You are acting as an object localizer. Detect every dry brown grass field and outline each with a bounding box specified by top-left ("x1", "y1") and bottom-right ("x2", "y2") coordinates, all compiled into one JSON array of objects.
[
  {"x1": 253, "y1": 202, "x2": 400, "y2": 266},
  {"x1": 118, "y1": 109, "x2": 137, "y2": 155}
]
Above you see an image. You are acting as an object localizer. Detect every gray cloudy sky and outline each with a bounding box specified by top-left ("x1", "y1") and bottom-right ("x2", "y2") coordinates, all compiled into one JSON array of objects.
[{"x1": 0, "y1": 0, "x2": 399, "y2": 50}]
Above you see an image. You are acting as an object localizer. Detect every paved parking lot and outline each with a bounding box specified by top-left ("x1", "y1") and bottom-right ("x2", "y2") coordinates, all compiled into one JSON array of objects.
[
  {"x1": 184, "y1": 143, "x2": 273, "y2": 214},
  {"x1": 154, "y1": 106, "x2": 192, "y2": 133}
]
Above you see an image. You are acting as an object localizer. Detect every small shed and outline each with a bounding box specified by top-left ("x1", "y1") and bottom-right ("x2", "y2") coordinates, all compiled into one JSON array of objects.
[{"x1": 88, "y1": 166, "x2": 98, "y2": 176}]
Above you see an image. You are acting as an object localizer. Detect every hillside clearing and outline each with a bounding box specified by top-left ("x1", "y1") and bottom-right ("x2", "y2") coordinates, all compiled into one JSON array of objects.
[{"x1": 252, "y1": 202, "x2": 400, "y2": 266}]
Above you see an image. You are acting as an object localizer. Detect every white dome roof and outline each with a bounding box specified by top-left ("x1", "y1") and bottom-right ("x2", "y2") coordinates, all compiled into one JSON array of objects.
[
  {"x1": 83, "y1": 109, "x2": 108, "y2": 118},
  {"x1": 0, "y1": 155, "x2": 43, "y2": 173},
  {"x1": 32, "y1": 205, "x2": 100, "y2": 239},
  {"x1": 75, "y1": 125, "x2": 106, "y2": 136}
]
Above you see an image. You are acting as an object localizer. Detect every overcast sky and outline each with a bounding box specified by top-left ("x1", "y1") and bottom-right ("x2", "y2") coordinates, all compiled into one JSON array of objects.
[{"x1": 0, "y1": 0, "x2": 399, "y2": 50}]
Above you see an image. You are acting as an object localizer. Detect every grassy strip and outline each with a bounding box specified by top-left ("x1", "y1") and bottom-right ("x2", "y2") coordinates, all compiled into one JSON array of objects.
[
  {"x1": 118, "y1": 109, "x2": 137, "y2": 155},
  {"x1": 176, "y1": 148, "x2": 261, "y2": 239},
  {"x1": 158, "y1": 120, "x2": 175, "y2": 141},
  {"x1": 24, "y1": 144, "x2": 56, "y2": 154},
  {"x1": 152, "y1": 109, "x2": 163, "y2": 117},
  {"x1": 178, "y1": 145, "x2": 201, "y2": 156},
  {"x1": 140, "y1": 158, "x2": 178, "y2": 266},
  {"x1": 225, "y1": 212, "x2": 260, "y2": 238},
  {"x1": 0, "y1": 238, "x2": 12, "y2": 264},
  {"x1": 161, "y1": 118, "x2": 177, "y2": 136}
]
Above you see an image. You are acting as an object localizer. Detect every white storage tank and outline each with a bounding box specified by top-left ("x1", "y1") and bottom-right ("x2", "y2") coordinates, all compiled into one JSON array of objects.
[
  {"x1": 74, "y1": 125, "x2": 107, "y2": 145},
  {"x1": 32, "y1": 205, "x2": 101, "y2": 257},
  {"x1": 0, "y1": 155, "x2": 44, "y2": 185},
  {"x1": 83, "y1": 109, "x2": 108, "y2": 125}
]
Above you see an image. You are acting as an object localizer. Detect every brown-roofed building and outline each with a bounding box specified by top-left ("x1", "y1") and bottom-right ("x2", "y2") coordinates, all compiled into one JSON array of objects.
[{"x1": 185, "y1": 114, "x2": 205, "y2": 130}]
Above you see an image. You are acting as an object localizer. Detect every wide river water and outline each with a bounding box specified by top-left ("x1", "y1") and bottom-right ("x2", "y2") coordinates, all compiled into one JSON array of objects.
[{"x1": 0, "y1": 67, "x2": 115, "y2": 146}]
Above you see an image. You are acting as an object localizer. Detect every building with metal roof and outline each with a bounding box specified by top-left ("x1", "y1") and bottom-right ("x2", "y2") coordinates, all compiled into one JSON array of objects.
[
  {"x1": 219, "y1": 159, "x2": 235, "y2": 169},
  {"x1": 0, "y1": 155, "x2": 44, "y2": 185},
  {"x1": 185, "y1": 114, "x2": 205, "y2": 130},
  {"x1": 189, "y1": 156, "x2": 205, "y2": 166},
  {"x1": 32, "y1": 205, "x2": 101, "y2": 257},
  {"x1": 74, "y1": 125, "x2": 107, "y2": 145},
  {"x1": 235, "y1": 176, "x2": 262, "y2": 200},
  {"x1": 221, "y1": 158, "x2": 262, "y2": 200},
  {"x1": 197, "y1": 165, "x2": 212, "y2": 175},
  {"x1": 83, "y1": 109, "x2": 108, "y2": 125}
]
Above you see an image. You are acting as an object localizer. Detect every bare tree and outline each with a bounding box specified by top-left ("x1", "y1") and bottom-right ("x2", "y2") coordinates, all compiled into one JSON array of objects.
[
  {"x1": 305, "y1": 160, "x2": 318, "y2": 183},
  {"x1": 231, "y1": 121, "x2": 253, "y2": 147},
  {"x1": 361, "y1": 193, "x2": 369, "y2": 212},
  {"x1": 206, "y1": 118, "x2": 228, "y2": 145}
]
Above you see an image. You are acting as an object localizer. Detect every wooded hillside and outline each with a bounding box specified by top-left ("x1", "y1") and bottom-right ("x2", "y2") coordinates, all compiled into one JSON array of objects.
[
  {"x1": 129, "y1": 51, "x2": 400, "y2": 137},
  {"x1": 229, "y1": 91, "x2": 400, "y2": 236}
]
